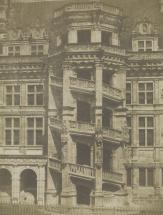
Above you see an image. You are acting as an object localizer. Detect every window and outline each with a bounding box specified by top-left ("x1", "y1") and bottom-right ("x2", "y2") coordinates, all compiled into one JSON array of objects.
[
  {"x1": 27, "y1": 85, "x2": 44, "y2": 106},
  {"x1": 127, "y1": 117, "x2": 132, "y2": 145},
  {"x1": 126, "y1": 168, "x2": 132, "y2": 187},
  {"x1": 139, "y1": 117, "x2": 154, "y2": 146},
  {"x1": 6, "y1": 85, "x2": 20, "y2": 106},
  {"x1": 138, "y1": 40, "x2": 152, "y2": 52},
  {"x1": 27, "y1": 117, "x2": 44, "y2": 145},
  {"x1": 31, "y1": 45, "x2": 44, "y2": 56},
  {"x1": 8, "y1": 46, "x2": 20, "y2": 56},
  {"x1": 138, "y1": 82, "x2": 153, "y2": 104},
  {"x1": 77, "y1": 30, "x2": 91, "y2": 44},
  {"x1": 139, "y1": 168, "x2": 154, "y2": 187},
  {"x1": 5, "y1": 118, "x2": 20, "y2": 145},
  {"x1": 101, "y1": 31, "x2": 112, "y2": 46},
  {"x1": 126, "y1": 82, "x2": 132, "y2": 105}
]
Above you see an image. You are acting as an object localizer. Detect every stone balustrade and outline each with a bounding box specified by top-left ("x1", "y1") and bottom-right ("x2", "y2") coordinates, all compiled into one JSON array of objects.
[
  {"x1": 68, "y1": 163, "x2": 95, "y2": 178},
  {"x1": 103, "y1": 83, "x2": 123, "y2": 101},
  {"x1": 49, "y1": 117, "x2": 62, "y2": 130},
  {"x1": 65, "y1": 44, "x2": 125, "y2": 56},
  {"x1": 69, "y1": 121, "x2": 95, "y2": 135},
  {"x1": 103, "y1": 171, "x2": 123, "y2": 184},
  {"x1": 48, "y1": 158, "x2": 61, "y2": 172},
  {"x1": 103, "y1": 127, "x2": 122, "y2": 140},
  {"x1": 50, "y1": 75, "x2": 63, "y2": 88},
  {"x1": 57, "y1": 2, "x2": 122, "y2": 16},
  {"x1": 128, "y1": 51, "x2": 163, "y2": 60},
  {"x1": 70, "y1": 77, "x2": 95, "y2": 92}
]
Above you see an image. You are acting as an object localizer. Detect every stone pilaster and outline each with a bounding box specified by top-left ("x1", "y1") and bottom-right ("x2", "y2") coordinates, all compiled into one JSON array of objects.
[
  {"x1": 94, "y1": 61, "x2": 103, "y2": 207},
  {"x1": 12, "y1": 167, "x2": 20, "y2": 204},
  {"x1": 37, "y1": 166, "x2": 45, "y2": 206},
  {"x1": 61, "y1": 62, "x2": 76, "y2": 206}
]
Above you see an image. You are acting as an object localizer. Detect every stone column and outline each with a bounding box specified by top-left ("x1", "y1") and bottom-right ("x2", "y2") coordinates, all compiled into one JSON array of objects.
[
  {"x1": 37, "y1": 166, "x2": 45, "y2": 206},
  {"x1": 132, "y1": 167, "x2": 139, "y2": 197},
  {"x1": 94, "y1": 61, "x2": 103, "y2": 207},
  {"x1": 154, "y1": 114, "x2": 160, "y2": 197},
  {"x1": 12, "y1": 167, "x2": 20, "y2": 204}
]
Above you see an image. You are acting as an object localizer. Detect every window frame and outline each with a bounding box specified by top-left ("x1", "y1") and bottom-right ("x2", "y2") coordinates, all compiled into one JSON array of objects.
[
  {"x1": 5, "y1": 85, "x2": 21, "y2": 106},
  {"x1": 31, "y1": 44, "x2": 44, "y2": 56},
  {"x1": 5, "y1": 117, "x2": 20, "y2": 146},
  {"x1": 8, "y1": 46, "x2": 20, "y2": 56},
  {"x1": 27, "y1": 117, "x2": 44, "y2": 146},
  {"x1": 126, "y1": 82, "x2": 132, "y2": 105},
  {"x1": 126, "y1": 168, "x2": 132, "y2": 187},
  {"x1": 138, "y1": 40, "x2": 153, "y2": 52},
  {"x1": 138, "y1": 116, "x2": 154, "y2": 146},
  {"x1": 139, "y1": 168, "x2": 154, "y2": 187},
  {"x1": 127, "y1": 116, "x2": 132, "y2": 145},
  {"x1": 27, "y1": 84, "x2": 44, "y2": 106},
  {"x1": 138, "y1": 82, "x2": 154, "y2": 105}
]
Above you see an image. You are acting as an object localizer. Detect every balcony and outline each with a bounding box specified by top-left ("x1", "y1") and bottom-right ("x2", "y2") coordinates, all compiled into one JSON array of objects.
[
  {"x1": 69, "y1": 121, "x2": 95, "y2": 136},
  {"x1": 68, "y1": 163, "x2": 95, "y2": 180},
  {"x1": 64, "y1": 44, "x2": 125, "y2": 57},
  {"x1": 50, "y1": 75, "x2": 63, "y2": 88},
  {"x1": 49, "y1": 117, "x2": 62, "y2": 131},
  {"x1": 103, "y1": 171, "x2": 123, "y2": 184},
  {"x1": 103, "y1": 83, "x2": 123, "y2": 102},
  {"x1": 103, "y1": 127, "x2": 129, "y2": 144},
  {"x1": 54, "y1": 2, "x2": 122, "y2": 18},
  {"x1": 49, "y1": 158, "x2": 61, "y2": 173},
  {"x1": 70, "y1": 77, "x2": 95, "y2": 94}
]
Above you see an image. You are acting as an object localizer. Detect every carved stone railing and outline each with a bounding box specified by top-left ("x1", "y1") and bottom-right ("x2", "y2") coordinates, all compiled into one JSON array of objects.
[
  {"x1": 103, "y1": 83, "x2": 123, "y2": 101},
  {"x1": 64, "y1": 2, "x2": 122, "y2": 16},
  {"x1": 68, "y1": 163, "x2": 95, "y2": 178},
  {"x1": 69, "y1": 121, "x2": 95, "y2": 135},
  {"x1": 65, "y1": 44, "x2": 125, "y2": 56},
  {"x1": 127, "y1": 51, "x2": 163, "y2": 61},
  {"x1": 49, "y1": 117, "x2": 62, "y2": 130},
  {"x1": 49, "y1": 158, "x2": 61, "y2": 172},
  {"x1": 50, "y1": 75, "x2": 63, "y2": 88},
  {"x1": 102, "y1": 45, "x2": 126, "y2": 56},
  {"x1": 103, "y1": 171, "x2": 123, "y2": 184},
  {"x1": 70, "y1": 77, "x2": 95, "y2": 92},
  {"x1": 103, "y1": 127, "x2": 122, "y2": 141}
]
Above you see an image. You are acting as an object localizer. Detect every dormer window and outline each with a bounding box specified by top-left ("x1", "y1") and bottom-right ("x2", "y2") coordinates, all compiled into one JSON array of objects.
[{"x1": 138, "y1": 40, "x2": 152, "y2": 52}]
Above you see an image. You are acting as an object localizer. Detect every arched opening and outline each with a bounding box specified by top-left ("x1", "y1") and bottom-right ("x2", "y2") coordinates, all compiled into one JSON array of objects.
[
  {"x1": 20, "y1": 169, "x2": 37, "y2": 204},
  {"x1": 0, "y1": 169, "x2": 12, "y2": 203}
]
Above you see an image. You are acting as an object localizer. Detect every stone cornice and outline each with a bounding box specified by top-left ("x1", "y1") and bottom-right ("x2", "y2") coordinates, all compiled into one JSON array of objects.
[{"x1": 0, "y1": 157, "x2": 47, "y2": 166}]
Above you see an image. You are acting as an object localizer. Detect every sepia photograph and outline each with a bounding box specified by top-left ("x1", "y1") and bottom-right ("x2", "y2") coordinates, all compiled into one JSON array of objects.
[{"x1": 0, "y1": 0, "x2": 163, "y2": 214}]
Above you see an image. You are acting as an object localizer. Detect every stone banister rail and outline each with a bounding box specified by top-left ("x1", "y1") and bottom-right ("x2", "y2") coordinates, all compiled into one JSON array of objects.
[
  {"x1": 65, "y1": 44, "x2": 126, "y2": 56},
  {"x1": 103, "y1": 171, "x2": 123, "y2": 184},
  {"x1": 70, "y1": 77, "x2": 95, "y2": 90},
  {"x1": 103, "y1": 127, "x2": 122, "y2": 140},
  {"x1": 68, "y1": 163, "x2": 95, "y2": 178},
  {"x1": 69, "y1": 121, "x2": 95, "y2": 134},
  {"x1": 49, "y1": 158, "x2": 61, "y2": 171},
  {"x1": 50, "y1": 117, "x2": 62, "y2": 130},
  {"x1": 65, "y1": 2, "x2": 122, "y2": 16},
  {"x1": 127, "y1": 51, "x2": 163, "y2": 60},
  {"x1": 50, "y1": 75, "x2": 63, "y2": 87},
  {"x1": 103, "y1": 83, "x2": 123, "y2": 100}
]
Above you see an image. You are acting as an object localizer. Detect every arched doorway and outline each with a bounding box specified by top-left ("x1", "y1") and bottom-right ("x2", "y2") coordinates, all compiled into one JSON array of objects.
[
  {"x1": 0, "y1": 169, "x2": 12, "y2": 203},
  {"x1": 20, "y1": 169, "x2": 37, "y2": 204}
]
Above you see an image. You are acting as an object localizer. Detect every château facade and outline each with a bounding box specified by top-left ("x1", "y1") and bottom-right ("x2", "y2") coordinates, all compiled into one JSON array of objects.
[{"x1": 0, "y1": 0, "x2": 163, "y2": 208}]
